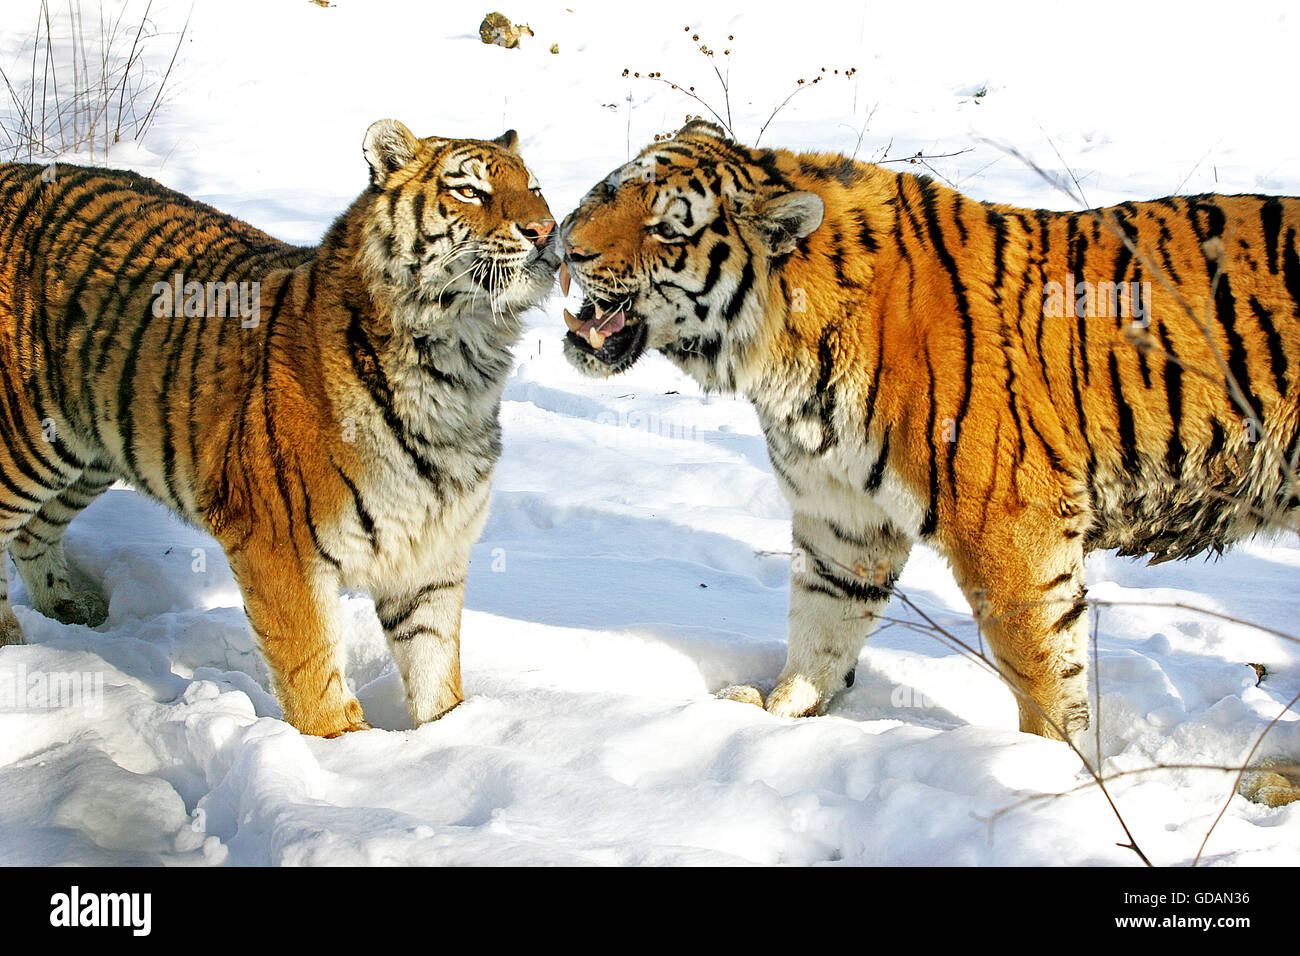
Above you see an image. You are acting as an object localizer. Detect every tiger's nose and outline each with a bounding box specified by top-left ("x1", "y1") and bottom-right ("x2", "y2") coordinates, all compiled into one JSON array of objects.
[{"x1": 519, "y1": 220, "x2": 554, "y2": 246}]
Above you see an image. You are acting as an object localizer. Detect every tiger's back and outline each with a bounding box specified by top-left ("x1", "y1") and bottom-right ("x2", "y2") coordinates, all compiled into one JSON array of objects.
[
  {"x1": 874, "y1": 182, "x2": 1300, "y2": 564},
  {"x1": 0, "y1": 162, "x2": 312, "y2": 522}
]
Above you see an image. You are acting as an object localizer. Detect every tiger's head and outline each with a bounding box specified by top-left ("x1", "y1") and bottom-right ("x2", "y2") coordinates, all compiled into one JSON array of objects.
[
  {"x1": 356, "y1": 118, "x2": 558, "y2": 335},
  {"x1": 558, "y1": 120, "x2": 825, "y2": 384}
]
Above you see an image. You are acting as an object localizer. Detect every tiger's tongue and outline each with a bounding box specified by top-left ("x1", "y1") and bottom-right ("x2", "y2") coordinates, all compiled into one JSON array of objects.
[
  {"x1": 580, "y1": 310, "x2": 626, "y2": 338},
  {"x1": 565, "y1": 307, "x2": 627, "y2": 348}
]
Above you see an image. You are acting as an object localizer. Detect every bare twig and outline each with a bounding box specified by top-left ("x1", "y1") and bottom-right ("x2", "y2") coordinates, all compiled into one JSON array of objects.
[
  {"x1": 1194, "y1": 684, "x2": 1300, "y2": 864},
  {"x1": 625, "y1": 28, "x2": 855, "y2": 148},
  {"x1": 0, "y1": 0, "x2": 186, "y2": 162}
]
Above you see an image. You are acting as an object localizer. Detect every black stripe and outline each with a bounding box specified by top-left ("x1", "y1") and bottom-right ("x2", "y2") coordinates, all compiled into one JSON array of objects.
[
  {"x1": 388, "y1": 625, "x2": 443, "y2": 643},
  {"x1": 1213, "y1": 272, "x2": 1263, "y2": 424},
  {"x1": 702, "y1": 240, "x2": 731, "y2": 292},
  {"x1": 920, "y1": 352, "x2": 939, "y2": 538},
  {"x1": 1282, "y1": 228, "x2": 1300, "y2": 323},
  {"x1": 1108, "y1": 351, "x2": 1139, "y2": 475},
  {"x1": 1248, "y1": 296, "x2": 1289, "y2": 398},
  {"x1": 1157, "y1": 324, "x2": 1185, "y2": 477},
  {"x1": 1069, "y1": 214, "x2": 1092, "y2": 387},
  {"x1": 1051, "y1": 595, "x2": 1088, "y2": 633},
  {"x1": 1261, "y1": 197, "x2": 1283, "y2": 275},
  {"x1": 856, "y1": 211, "x2": 878, "y2": 253},
  {"x1": 333, "y1": 459, "x2": 378, "y2": 551},
  {"x1": 720, "y1": 243, "x2": 755, "y2": 324},
  {"x1": 865, "y1": 426, "x2": 890, "y2": 493},
  {"x1": 296, "y1": 470, "x2": 343, "y2": 571},
  {"x1": 813, "y1": 326, "x2": 838, "y2": 453},
  {"x1": 259, "y1": 277, "x2": 301, "y2": 545},
  {"x1": 375, "y1": 579, "x2": 462, "y2": 632}
]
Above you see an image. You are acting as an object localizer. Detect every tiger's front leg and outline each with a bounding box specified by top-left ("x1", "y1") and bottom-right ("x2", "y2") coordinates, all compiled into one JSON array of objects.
[
  {"x1": 372, "y1": 570, "x2": 469, "y2": 726},
  {"x1": 764, "y1": 510, "x2": 913, "y2": 717},
  {"x1": 225, "y1": 541, "x2": 368, "y2": 738}
]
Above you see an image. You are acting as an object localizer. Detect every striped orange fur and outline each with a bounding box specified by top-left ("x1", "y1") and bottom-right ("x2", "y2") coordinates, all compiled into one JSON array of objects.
[
  {"x1": 558, "y1": 120, "x2": 1299, "y2": 740},
  {"x1": 0, "y1": 120, "x2": 558, "y2": 736}
]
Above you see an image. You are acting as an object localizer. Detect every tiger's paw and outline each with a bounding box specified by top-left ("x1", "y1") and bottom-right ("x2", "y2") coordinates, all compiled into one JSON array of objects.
[
  {"x1": 47, "y1": 588, "x2": 109, "y2": 627},
  {"x1": 715, "y1": 684, "x2": 765, "y2": 708},
  {"x1": 764, "y1": 674, "x2": 825, "y2": 719},
  {"x1": 292, "y1": 696, "x2": 371, "y2": 738},
  {"x1": 408, "y1": 689, "x2": 465, "y2": 727},
  {"x1": 323, "y1": 719, "x2": 373, "y2": 739}
]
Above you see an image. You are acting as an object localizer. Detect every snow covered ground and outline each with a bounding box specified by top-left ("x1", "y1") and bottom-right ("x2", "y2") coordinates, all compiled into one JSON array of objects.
[{"x1": 1, "y1": 0, "x2": 1298, "y2": 869}]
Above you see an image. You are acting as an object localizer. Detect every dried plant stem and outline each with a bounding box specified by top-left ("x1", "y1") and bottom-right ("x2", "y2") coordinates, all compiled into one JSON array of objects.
[{"x1": 0, "y1": 0, "x2": 188, "y2": 163}]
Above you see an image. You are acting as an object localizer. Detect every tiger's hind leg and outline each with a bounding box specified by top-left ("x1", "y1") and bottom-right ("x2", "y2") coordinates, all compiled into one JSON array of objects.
[
  {"x1": 0, "y1": 447, "x2": 96, "y2": 644},
  {"x1": 0, "y1": 553, "x2": 22, "y2": 645},
  {"x1": 948, "y1": 524, "x2": 1091, "y2": 741},
  {"x1": 10, "y1": 460, "x2": 115, "y2": 627},
  {"x1": 0, "y1": 493, "x2": 81, "y2": 644}
]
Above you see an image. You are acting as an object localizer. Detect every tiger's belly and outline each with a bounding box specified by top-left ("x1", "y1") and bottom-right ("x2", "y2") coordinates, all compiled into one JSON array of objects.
[{"x1": 1084, "y1": 444, "x2": 1297, "y2": 561}]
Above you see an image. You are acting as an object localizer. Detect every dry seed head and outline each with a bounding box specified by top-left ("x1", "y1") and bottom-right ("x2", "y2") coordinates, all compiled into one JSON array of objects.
[
  {"x1": 871, "y1": 557, "x2": 892, "y2": 587},
  {"x1": 1123, "y1": 324, "x2": 1155, "y2": 352}
]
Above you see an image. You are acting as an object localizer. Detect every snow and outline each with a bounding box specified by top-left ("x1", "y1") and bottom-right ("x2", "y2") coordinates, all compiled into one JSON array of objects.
[{"x1": 1, "y1": 0, "x2": 1298, "y2": 868}]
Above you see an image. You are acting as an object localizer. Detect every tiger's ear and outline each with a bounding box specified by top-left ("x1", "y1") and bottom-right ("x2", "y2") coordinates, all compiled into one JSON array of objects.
[
  {"x1": 492, "y1": 129, "x2": 520, "y2": 153},
  {"x1": 676, "y1": 118, "x2": 729, "y2": 142},
  {"x1": 363, "y1": 119, "x2": 420, "y2": 187},
  {"x1": 753, "y1": 190, "x2": 825, "y2": 255}
]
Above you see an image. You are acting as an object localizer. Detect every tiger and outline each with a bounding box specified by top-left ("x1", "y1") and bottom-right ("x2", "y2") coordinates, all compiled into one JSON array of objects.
[
  {"x1": 0, "y1": 118, "x2": 559, "y2": 737},
  {"x1": 557, "y1": 118, "x2": 1300, "y2": 741}
]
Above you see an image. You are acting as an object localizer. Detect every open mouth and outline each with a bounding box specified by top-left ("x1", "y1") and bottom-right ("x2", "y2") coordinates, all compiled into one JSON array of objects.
[
  {"x1": 560, "y1": 267, "x2": 648, "y2": 368},
  {"x1": 563, "y1": 299, "x2": 648, "y2": 367}
]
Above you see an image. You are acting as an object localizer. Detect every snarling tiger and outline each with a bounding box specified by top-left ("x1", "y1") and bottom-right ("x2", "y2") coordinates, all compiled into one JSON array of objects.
[
  {"x1": 559, "y1": 119, "x2": 1300, "y2": 740},
  {"x1": 0, "y1": 119, "x2": 558, "y2": 736}
]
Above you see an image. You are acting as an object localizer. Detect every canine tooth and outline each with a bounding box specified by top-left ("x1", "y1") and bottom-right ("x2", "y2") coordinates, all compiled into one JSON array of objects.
[
  {"x1": 564, "y1": 308, "x2": 583, "y2": 333},
  {"x1": 559, "y1": 263, "x2": 571, "y2": 295},
  {"x1": 588, "y1": 328, "x2": 607, "y2": 349},
  {"x1": 594, "y1": 302, "x2": 606, "y2": 320}
]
